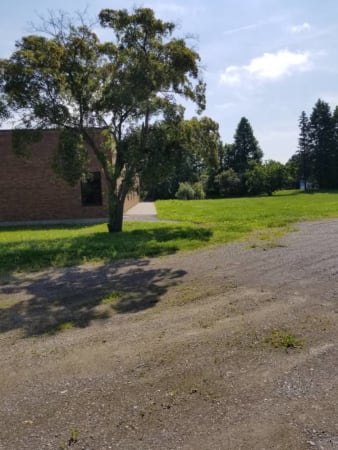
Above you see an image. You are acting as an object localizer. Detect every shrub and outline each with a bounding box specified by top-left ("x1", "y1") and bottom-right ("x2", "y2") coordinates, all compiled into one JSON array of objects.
[
  {"x1": 192, "y1": 181, "x2": 206, "y2": 199},
  {"x1": 175, "y1": 182, "x2": 195, "y2": 200},
  {"x1": 215, "y1": 169, "x2": 241, "y2": 197}
]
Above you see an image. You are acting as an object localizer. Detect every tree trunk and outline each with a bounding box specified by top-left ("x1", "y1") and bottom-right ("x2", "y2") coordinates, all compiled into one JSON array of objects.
[{"x1": 107, "y1": 179, "x2": 126, "y2": 233}]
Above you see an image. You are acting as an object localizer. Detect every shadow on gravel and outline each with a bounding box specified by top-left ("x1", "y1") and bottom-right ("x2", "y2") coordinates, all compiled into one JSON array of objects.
[{"x1": 0, "y1": 259, "x2": 186, "y2": 337}]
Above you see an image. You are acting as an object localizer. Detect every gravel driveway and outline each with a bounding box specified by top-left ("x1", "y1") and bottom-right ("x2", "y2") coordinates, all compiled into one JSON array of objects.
[{"x1": 1, "y1": 220, "x2": 338, "y2": 449}]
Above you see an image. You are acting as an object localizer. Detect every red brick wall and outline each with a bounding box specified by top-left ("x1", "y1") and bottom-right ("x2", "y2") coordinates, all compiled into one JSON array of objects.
[{"x1": 0, "y1": 130, "x2": 139, "y2": 222}]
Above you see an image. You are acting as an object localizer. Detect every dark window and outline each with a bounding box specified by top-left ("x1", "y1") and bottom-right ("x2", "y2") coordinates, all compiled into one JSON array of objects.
[{"x1": 81, "y1": 172, "x2": 102, "y2": 206}]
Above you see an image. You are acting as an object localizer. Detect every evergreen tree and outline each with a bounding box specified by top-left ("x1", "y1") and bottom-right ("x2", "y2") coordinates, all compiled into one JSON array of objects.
[
  {"x1": 297, "y1": 111, "x2": 311, "y2": 190},
  {"x1": 332, "y1": 105, "x2": 338, "y2": 186},
  {"x1": 309, "y1": 99, "x2": 335, "y2": 188},
  {"x1": 219, "y1": 143, "x2": 235, "y2": 171},
  {"x1": 231, "y1": 117, "x2": 263, "y2": 174}
]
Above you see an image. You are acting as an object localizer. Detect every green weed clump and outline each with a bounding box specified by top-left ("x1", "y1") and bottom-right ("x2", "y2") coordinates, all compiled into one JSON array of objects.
[
  {"x1": 267, "y1": 329, "x2": 302, "y2": 349},
  {"x1": 48, "y1": 321, "x2": 75, "y2": 335},
  {"x1": 100, "y1": 291, "x2": 123, "y2": 304}
]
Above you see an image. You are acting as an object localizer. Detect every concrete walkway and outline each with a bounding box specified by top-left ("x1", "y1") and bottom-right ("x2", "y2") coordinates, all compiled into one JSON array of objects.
[
  {"x1": 0, "y1": 202, "x2": 158, "y2": 227},
  {"x1": 123, "y1": 202, "x2": 158, "y2": 222}
]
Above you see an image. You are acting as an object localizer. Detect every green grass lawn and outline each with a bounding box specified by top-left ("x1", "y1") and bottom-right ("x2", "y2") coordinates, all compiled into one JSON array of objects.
[
  {"x1": 1, "y1": 190, "x2": 338, "y2": 275},
  {"x1": 0, "y1": 222, "x2": 212, "y2": 275}
]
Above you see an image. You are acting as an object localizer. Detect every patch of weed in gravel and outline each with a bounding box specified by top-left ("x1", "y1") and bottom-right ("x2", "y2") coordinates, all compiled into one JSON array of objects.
[{"x1": 266, "y1": 329, "x2": 303, "y2": 350}]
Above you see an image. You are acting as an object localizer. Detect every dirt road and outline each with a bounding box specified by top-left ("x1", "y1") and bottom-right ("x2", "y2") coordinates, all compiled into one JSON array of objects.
[{"x1": 1, "y1": 220, "x2": 338, "y2": 449}]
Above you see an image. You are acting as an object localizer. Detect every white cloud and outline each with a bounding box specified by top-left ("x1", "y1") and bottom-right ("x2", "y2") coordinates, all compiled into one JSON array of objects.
[
  {"x1": 219, "y1": 66, "x2": 241, "y2": 85},
  {"x1": 220, "y1": 50, "x2": 311, "y2": 85},
  {"x1": 246, "y1": 50, "x2": 310, "y2": 78},
  {"x1": 290, "y1": 23, "x2": 311, "y2": 33}
]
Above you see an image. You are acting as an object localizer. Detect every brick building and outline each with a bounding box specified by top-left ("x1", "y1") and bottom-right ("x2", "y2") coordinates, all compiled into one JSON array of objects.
[{"x1": 0, "y1": 129, "x2": 139, "y2": 222}]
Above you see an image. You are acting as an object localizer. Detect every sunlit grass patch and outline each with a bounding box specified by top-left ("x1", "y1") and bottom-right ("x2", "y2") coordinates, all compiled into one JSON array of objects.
[
  {"x1": 100, "y1": 291, "x2": 123, "y2": 304},
  {"x1": 47, "y1": 321, "x2": 75, "y2": 335}
]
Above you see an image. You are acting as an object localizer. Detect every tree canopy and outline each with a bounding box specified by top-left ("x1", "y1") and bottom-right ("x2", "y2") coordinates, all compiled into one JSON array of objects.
[{"x1": 142, "y1": 116, "x2": 221, "y2": 199}]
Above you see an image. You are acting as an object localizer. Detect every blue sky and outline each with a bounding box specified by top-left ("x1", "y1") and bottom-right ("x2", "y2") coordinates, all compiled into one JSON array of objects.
[{"x1": 1, "y1": 0, "x2": 338, "y2": 162}]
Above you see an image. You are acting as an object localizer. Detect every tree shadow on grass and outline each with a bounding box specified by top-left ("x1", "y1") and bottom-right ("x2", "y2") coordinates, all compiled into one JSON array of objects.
[
  {"x1": 0, "y1": 258, "x2": 187, "y2": 337},
  {"x1": 0, "y1": 225, "x2": 212, "y2": 274}
]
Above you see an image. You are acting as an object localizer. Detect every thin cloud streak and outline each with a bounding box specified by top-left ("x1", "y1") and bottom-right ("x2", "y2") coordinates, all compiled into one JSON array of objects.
[
  {"x1": 290, "y1": 22, "x2": 311, "y2": 33},
  {"x1": 223, "y1": 16, "x2": 284, "y2": 35}
]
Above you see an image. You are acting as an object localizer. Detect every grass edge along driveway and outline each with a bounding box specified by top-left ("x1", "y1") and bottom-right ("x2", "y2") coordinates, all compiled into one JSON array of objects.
[{"x1": 1, "y1": 190, "x2": 338, "y2": 275}]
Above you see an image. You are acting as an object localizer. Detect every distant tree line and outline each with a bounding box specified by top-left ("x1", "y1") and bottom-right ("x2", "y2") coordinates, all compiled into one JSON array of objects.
[
  {"x1": 144, "y1": 116, "x2": 288, "y2": 199},
  {"x1": 288, "y1": 99, "x2": 338, "y2": 190}
]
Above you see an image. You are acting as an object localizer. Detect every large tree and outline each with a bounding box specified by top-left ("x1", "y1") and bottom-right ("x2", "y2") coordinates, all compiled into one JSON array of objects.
[{"x1": 2, "y1": 8, "x2": 205, "y2": 231}]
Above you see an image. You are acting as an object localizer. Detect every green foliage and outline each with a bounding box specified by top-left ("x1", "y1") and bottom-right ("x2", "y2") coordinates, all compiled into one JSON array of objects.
[
  {"x1": 0, "y1": 61, "x2": 9, "y2": 123},
  {"x1": 285, "y1": 154, "x2": 302, "y2": 188},
  {"x1": 142, "y1": 116, "x2": 220, "y2": 200},
  {"x1": 309, "y1": 99, "x2": 335, "y2": 188},
  {"x1": 297, "y1": 111, "x2": 311, "y2": 189},
  {"x1": 215, "y1": 169, "x2": 241, "y2": 197},
  {"x1": 244, "y1": 163, "x2": 266, "y2": 195},
  {"x1": 101, "y1": 291, "x2": 123, "y2": 304},
  {"x1": 49, "y1": 321, "x2": 75, "y2": 335},
  {"x1": 244, "y1": 161, "x2": 286, "y2": 196},
  {"x1": 52, "y1": 129, "x2": 88, "y2": 186},
  {"x1": 175, "y1": 182, "x2": 195, "y2": 200},
  {"x1": 231, "y1": 117, "x2": 263, "y2": 174},
  {"x1": 290, "y1": 98, "x2": 338, "y2": 190},
  {"x1": 204, "y1": 118, "x2": 263, "y2": 198},
  {"x1": 219, "y1": 143, "x2": 234, "y2": 171},
  {"x1": 192, "y1": 181, "x2": 206, "y2": 199},
  {"x1": 263, "y1": 160, "x2": 287, "y2": 195},
  {"x1": 174, "y1": 181, "x2": 205, "y2": 200},
  {"x1": 183, "y1": 116, "x2": 220, "y2": 171},
  {"x1": 139, "y1": 119, "x2": 188, "y2": 199}
]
